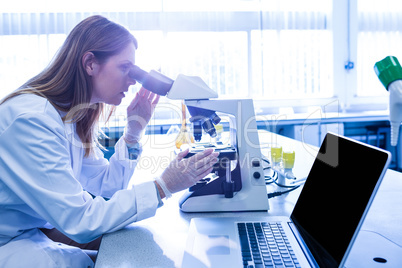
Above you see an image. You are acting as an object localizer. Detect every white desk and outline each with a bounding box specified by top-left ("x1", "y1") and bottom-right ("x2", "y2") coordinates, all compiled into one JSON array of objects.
[{"x1": 95, "y1": 132, "x2": 402, "y2": 267}]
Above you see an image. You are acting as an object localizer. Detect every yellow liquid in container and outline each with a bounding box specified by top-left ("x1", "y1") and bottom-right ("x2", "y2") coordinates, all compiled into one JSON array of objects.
[
  {"x1": 175, "y1": 101, "x2": 194, "y2": 149},
  {"x1": 283, "y1": 151, "x2": 295, "y2": 169},
  {"x1": 271, "y1": 146, "x2": 282, "y2": 163},
  {"x1": 175, "y1": 127, "x2": 194, "y2": 149}
]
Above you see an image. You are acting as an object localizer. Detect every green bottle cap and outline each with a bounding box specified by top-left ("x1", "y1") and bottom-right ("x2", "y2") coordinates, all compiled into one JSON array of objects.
[{"x1": 374, "y1": 56, "x2": 402, "y2": 90}]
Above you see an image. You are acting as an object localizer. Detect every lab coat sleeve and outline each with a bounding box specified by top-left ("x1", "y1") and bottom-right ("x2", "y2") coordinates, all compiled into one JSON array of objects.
[
  {"x1": 0, "y1": 111, "x2": 159, "y2": 243},
  {"x1": 79, "y1": 137, "x2": 137, "y2": 198}
]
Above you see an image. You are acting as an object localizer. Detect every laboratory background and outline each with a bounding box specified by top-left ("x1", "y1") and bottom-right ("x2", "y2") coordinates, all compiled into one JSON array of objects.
[
  {"x1": 1, "y1": 0, "x2": 402, "y2": 169},
  {"x1": 3, "y1": 0, "x2": 402, "y2": 267}
]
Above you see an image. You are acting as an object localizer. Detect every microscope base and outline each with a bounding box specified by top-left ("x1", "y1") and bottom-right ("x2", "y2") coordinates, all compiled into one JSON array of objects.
[{"x1": 179, "y1": 186, "x2": 269, "y2": 212}]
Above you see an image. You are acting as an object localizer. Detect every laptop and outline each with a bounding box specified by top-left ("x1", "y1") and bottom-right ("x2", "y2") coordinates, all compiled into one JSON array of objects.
[{"x1": 182, "y1": 132, "x2": 391, "y2": 268}]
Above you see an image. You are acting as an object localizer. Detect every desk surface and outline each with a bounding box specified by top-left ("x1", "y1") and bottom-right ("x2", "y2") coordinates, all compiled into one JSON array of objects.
[{"x1": 95, "y1": 132, "x2": 402, "y2": 268}]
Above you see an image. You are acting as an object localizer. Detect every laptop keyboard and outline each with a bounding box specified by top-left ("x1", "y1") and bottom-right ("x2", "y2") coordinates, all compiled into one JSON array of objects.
[{"x1": 237, "y1": 222, "x2": 301, "y2": 268}]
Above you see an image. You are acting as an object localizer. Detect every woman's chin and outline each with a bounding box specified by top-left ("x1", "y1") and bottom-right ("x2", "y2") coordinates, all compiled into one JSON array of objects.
[{"x1": 110, "y1": 95, "x2": 124, "y2": 105}]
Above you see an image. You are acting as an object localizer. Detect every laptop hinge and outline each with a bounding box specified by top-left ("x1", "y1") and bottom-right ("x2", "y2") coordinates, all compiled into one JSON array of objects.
[{"x1": 288, "y1": 222, "x2": 320, "y2": 268}]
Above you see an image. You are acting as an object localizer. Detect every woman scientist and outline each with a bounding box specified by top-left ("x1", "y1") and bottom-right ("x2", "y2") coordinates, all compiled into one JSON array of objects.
[{"x1": 0, "y1": 15, "x2": 218, "y2": 267}]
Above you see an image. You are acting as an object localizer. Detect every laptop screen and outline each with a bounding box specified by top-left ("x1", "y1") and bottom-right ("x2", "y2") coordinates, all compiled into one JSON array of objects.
[{"x1": 290, "y1": 133, "x2": 390, "y2": 267}]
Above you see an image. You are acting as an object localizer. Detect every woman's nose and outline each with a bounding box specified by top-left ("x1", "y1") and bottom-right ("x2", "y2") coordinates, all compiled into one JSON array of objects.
[{"x1": 128, "y1": 76, "x2": 137, "y2": 86}]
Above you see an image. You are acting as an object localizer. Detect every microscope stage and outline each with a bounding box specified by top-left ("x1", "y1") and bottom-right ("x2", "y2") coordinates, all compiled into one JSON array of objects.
[{"x1": 183, "y1": 145, "x2": 237, "y2": 160}]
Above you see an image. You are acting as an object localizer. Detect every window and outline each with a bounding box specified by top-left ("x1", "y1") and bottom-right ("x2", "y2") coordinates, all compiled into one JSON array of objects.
[
  {"x1": 357, "y1": 0, "x2": 402, "y2": 97},
  {"x1": 253, "y1": 1, "x2": 332, "y2": 101},
  {"x1": 0, "y1": 0, "x2": 400, "y2": 125}
]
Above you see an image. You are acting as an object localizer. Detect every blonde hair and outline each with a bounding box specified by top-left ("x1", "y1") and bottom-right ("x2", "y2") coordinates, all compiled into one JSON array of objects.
[{"x1": 1, "y1": 15, "x2": 138, "y2": 156}]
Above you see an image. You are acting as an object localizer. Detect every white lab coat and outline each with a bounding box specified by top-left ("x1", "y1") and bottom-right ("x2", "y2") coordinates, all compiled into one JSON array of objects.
[{"x1": 0, "y1": 94, "x2": 160, "y2": 267}]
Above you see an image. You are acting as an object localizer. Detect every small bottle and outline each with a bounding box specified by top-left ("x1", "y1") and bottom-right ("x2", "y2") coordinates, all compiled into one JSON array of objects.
[
  {"x1": 214, "y1": 124, "x2": 224, "y2": 144},
  {"x1": 374, "y1": 56, "x2": 402, "y2": 146},
  {"x1": 175, "y1": 101, "x2": 195, "y2": 149}
]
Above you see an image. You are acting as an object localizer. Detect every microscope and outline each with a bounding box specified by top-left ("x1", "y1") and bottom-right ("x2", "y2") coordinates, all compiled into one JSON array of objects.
[{"x1": 129, "y1": 66, "x2": 269, "y2": 212}]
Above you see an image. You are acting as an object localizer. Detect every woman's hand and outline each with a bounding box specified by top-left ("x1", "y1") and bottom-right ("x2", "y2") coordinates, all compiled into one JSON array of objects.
[
  {"x1": 124, "y1": 87, "x2": 160, "y2": 144},
  {"x1": 155, "y1": 148, "x2": 219, "y2": 198}
]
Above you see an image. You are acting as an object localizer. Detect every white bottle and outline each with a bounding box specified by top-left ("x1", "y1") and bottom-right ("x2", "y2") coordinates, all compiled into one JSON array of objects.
[
  {"x1": 374, "y1": 56, "x2": 402, "y2": 146},
  {"x1": 388, "y1": 80, "x2": 402, "y2": 146}
]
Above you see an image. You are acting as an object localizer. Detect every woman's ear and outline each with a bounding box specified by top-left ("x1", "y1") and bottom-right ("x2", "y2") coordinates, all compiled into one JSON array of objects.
[{"x1": 82, "y1": 52, "x2": 97, "y2": 76}]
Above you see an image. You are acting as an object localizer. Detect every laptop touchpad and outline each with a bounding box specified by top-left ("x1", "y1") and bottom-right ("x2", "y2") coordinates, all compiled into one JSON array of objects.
[{"x1": 194, "y1": 235, "x2": 231, "y2": 255}]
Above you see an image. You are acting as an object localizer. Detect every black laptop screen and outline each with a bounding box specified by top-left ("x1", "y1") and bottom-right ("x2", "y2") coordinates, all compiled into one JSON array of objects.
[{"x1": 290, "y1": 133, "x2": 390, "y2": 267}]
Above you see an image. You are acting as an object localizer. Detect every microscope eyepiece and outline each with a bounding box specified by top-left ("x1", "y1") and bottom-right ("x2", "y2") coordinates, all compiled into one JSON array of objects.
[
  {"x1": 128, "y1": 66, "x2": 174, "y2": 96},
  {"x1": 128, "y1": 65, "x2": 148, "y2": 84}
]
